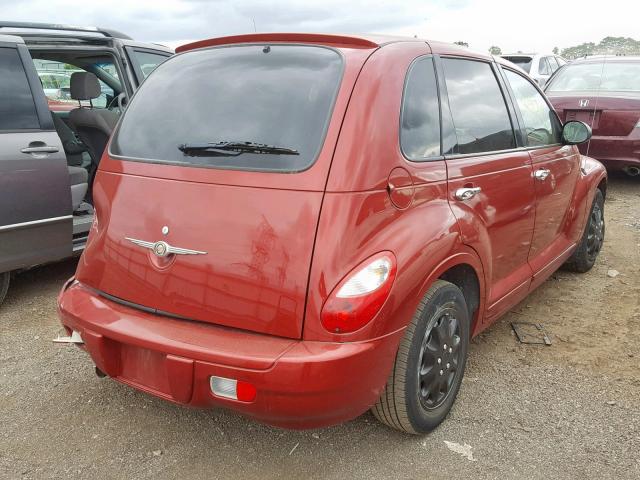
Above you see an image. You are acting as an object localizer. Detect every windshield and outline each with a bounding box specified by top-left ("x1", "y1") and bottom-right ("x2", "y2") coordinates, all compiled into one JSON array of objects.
[
  {"x1": 546, "y1": 61, "x2": 640, "y2": 92},
  {"x1": 503, "y1": 56, "x2": 533, "y2": 73},
  {"x1": 111, "y1": 44, "x2": 344, "y2": 172}
]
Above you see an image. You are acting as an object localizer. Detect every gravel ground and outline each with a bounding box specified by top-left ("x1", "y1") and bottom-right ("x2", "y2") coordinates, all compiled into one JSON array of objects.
[{"x1": 1, "y1": 173, "x2": 639, "y2": 480}]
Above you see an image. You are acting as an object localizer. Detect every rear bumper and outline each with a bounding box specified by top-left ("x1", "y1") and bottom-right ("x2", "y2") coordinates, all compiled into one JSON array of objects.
[
  {"x1": 580, "y1": 131, "x2": 640, "y2": 169},
  {"x1": 57, "y1": 281, "x2": 402, "y2": 429}
]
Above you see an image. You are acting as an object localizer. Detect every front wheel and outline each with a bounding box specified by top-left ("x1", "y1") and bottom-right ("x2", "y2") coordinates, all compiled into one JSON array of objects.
[
  {"x1": 0, "y1": 271, "x2": 10, "y2": 308},
  {"x1": 372, "y1": 280, "x2": 470, "y2": 434},
  {"x1": 564, "y1": 189, "x2": 605, "y2": 273}
]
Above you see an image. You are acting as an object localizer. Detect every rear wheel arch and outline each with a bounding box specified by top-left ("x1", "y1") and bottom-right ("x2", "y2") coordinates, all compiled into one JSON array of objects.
[
  {"x1": 597, "y1": 177, "x2": 607, "y2": 199},
  {"x1": 438, "y1": 264, "x2": 481, "y2": 335},
  {"x1": 417, "y1": 250, "x2": 486, "y2": 337}
]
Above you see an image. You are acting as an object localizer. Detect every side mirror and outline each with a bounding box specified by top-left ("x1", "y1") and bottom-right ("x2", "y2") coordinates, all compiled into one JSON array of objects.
[{"x1": 562, "y1": 121, "x2": 591, "y2": 145}]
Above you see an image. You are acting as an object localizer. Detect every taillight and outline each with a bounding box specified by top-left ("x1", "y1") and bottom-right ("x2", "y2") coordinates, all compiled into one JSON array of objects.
[
  {"x1": 210, "y1": 376, "x2": 257, "y2": 402},
  {"x1": 321, "y1": 252, "x2": 397, "y2": 334}
]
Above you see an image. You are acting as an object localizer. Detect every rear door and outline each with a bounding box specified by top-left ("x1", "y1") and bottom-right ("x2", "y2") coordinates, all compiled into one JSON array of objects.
[
  {"x1": 439, "y1": 56, "x2": 536, "y2": 319},
  {"x1": 74, "y1": 43, "x2": 362, "y2": 339},
  {"x1": 500, "y1": 66, "x2": 580, "y2": 278},
  {"x1": 0, "y1": 39, "x2": 72, "y2": 273}
]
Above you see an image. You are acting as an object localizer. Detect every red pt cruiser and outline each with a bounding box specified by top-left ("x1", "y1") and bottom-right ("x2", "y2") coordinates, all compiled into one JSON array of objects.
[{"x1": 58, "y1": 33, "x2": 606, "y2": 434}]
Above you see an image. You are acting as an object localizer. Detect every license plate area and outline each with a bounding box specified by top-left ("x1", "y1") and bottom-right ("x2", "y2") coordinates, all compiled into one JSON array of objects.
[
  {"x1": 81, "y1": 329, "x2": 195, "y2": 404},
  {"x1": 119, "y1": 344, "x2": 172, "y2": 395},
  {"x1": 565, "y1": 110, "x2": 599, "y2": 129}
]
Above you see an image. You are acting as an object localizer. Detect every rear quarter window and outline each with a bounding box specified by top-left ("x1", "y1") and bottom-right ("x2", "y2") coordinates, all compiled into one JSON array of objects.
[
  {"x1": 400, "y1": 56, "x2": 441, "y2": 160},
  {"x1": 111, "y1": 44, "x2": 344, "y2": 172}
]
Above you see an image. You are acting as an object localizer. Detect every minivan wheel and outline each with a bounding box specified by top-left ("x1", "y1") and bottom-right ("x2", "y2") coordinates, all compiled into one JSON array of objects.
[
  {"x1": 372, "y1": 280, "x2": 469, "y2": 434},
  {"x1": 0, "y1": 272, "x2": 10, "y2": 307},
  {"x1": 564, "y1": 189, "x2": 605, "y2": 273}
]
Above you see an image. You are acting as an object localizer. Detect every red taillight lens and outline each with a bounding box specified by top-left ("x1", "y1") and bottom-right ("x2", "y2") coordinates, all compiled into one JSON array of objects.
[
  {"x1": 321, "y1": 252, "x2": 397, "y2": 334},
  {"x1": 210, "y1": 376, "x2": 257, "y2": 402}
]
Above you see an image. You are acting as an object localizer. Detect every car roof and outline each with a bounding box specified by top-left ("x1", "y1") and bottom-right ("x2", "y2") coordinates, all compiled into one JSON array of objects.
[
  {"x1": 0, "y1": 21, "x2": 172, "y2": 53},
  {"x1": 0, "y1": 33, "x2": 24, "y2": 44},
  {"x1": 177, "y1": 32, "x2": 493, "y2": 60},
  {"x1": 569, "y1": 55, "x2": 640, "y2": 64}
]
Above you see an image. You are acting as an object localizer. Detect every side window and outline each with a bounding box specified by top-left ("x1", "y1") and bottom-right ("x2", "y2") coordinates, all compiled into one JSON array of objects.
[
  {"x1": 32, "y1": 60, "x2": 118, "y2": 109},
  {"x1": 0, "y1": 48, "x2": 40, "y2": 130},
  {"x1": 504, "y1": 69, "x2": 562, "y2": 147},
  {"x1": 400, "y1": 57, "x2": 440, "y2": 159},
  {"x1": 130, "y1": 50, "x2": 170, "y2": 78},
  {"x1": 539, "y1": 57, "x2": 551, "y2": 75},
  {"x1": 547, "y1": 56, "x2": 559, "y2": 72},
  {"x1": 441, "y1": 58, "x2": 515, "y2": 154}
]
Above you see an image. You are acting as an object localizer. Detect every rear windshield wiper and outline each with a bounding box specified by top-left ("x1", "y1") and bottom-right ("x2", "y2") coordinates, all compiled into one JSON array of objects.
[{"x1": 178, "y1": 141, "x2": 299, "y2": 157}]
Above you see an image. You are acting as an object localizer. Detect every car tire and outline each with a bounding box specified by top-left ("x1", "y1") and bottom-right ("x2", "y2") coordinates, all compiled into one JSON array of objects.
[
  {"x1": 0, "y1": 271, "x2": 10, "y2": 308},
  {"x1": 372, "y1": 280, "x2": 470, "y2": 434},
  {"x1": 564, "y1": 189, "x2": 605, "y2": 273}
]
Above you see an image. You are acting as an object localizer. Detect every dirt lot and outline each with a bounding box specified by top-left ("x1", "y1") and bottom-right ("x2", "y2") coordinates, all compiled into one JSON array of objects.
[{"x1": 1, "y1": 173, "x2": 638, "y2": 480}]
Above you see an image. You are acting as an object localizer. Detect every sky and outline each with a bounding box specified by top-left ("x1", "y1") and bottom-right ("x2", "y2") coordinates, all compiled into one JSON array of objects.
[{"x1": 1, "y1": 0, "x2": 638, "y2": 54}]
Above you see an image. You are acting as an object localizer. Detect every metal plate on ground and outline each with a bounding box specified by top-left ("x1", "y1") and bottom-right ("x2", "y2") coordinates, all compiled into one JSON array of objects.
[{"x1": 511, "y1": 322, "x2": 552, "y2": 345}]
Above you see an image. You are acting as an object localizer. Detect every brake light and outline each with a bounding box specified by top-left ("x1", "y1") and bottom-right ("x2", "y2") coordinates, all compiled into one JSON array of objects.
[{"x1": 321, "y1": 252, "x2": 397, "y2": 334}]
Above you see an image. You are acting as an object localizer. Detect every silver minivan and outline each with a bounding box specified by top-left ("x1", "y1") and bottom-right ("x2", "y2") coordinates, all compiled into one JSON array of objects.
[{"x1": 0, "y1": 23, "x2": 172, "y2": 306}]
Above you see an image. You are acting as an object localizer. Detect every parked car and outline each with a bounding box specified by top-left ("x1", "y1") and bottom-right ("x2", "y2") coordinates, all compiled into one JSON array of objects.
[
  {"x1": 544, "y1": 56, "x2": 640, "y2": 176},
  {"x1": 501, "y1": 53, "x2": 567, "y2": 87},
  {"x1": 57, "y1": 33, "x2": 606, "y2": 434},
  {"x1": 0, "y1": 22, "x2": 172, "y2": 306}
]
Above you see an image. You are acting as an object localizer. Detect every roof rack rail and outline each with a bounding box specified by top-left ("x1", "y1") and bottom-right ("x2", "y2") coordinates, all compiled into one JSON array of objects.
[{"x1": 0, "y1": 21, "x2": 132, "y2": 40}]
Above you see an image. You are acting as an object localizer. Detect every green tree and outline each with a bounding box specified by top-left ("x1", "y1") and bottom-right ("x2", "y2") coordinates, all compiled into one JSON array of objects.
[
  {"x1": 560, "y1": 36, "x2": 640, "y2": 59},
  {"x1": 454, "y1": 41, "x2": 469, "y2": 48},
  {"x1": 552, "y1": 46, "x2": 559, "y2": 55},
  {"x1": 488, "y1": 46, "x2": 502, "y2": 55}
]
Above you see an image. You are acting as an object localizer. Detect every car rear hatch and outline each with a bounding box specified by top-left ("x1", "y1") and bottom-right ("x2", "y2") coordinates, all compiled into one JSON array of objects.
[
  {"x1": 502, "y1": 55, "x2": 533, "y2": 73},
  {"x1": 75, "y1": 38, "x2": 376, "y2": 339},
  {"x1": 549, "y1": 94, "x2": 640, "y2": 137}
]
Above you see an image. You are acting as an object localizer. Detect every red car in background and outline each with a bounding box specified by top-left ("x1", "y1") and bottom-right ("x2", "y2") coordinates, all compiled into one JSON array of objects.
[
  {"x1": 545, "y1": 56, "x2": 640, "y2": 176},
  {"x1": 57, "y1": 33, "x2": 606, "y2": 434}
]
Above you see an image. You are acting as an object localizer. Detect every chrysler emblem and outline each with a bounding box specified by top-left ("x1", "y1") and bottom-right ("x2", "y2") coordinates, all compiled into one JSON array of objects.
[
  {"x1": 125, "y1": 237, "x2": 207, "y2": 257},
  {"x1": 579, "y1": 99, "x2": 589, "y2": 107}
]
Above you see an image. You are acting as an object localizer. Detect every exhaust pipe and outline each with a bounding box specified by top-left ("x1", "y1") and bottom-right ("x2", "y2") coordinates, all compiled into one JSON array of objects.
[{"x1": 623, "y1": 166, "x2": 640, "y2": 177}]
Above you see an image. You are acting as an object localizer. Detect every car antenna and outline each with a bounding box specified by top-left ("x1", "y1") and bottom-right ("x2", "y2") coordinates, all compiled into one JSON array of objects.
[
  {"x1": 586, "y1": 55, "x2": 607, "y2": 158},
  {"x1": 252, "y1": 18, "x2": 257, "y2": 33}
]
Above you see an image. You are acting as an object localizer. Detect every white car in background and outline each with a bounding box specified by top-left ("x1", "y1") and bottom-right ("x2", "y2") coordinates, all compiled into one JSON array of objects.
[{"x1": 500, "y1": 53, "x2": 567, "y2": 87}]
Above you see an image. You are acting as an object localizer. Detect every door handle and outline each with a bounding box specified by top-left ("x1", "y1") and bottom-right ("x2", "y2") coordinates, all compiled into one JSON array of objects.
[
  {"x1": 534, "y1": 168, "x2": 551, "y2": 181},
  {"x1": 455, "y1": 187, "x2": 482, "y2": 201},
  {"x1": 21, "y1": 145, "x2": 59, "y2": 155}
]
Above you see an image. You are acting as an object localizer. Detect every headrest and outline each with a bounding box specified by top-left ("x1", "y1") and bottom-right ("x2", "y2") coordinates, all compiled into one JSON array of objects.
[{"x1": 70, "y1": 72, "x2": 101, "y2": 100}]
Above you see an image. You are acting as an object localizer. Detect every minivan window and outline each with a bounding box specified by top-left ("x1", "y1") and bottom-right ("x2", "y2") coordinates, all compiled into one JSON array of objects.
[
  {"x1": 504, "y1": 69, "x2": 562, "y2": 147},
  {"x1": 111, "y1": 45, "x2": 343, "y2": 172},
  {"x1": 441, "y1": 58, "x2": 515, "y2": 154},
  {"x1": 129, "y1": 50, "x2": 169, "y2": 78},
  {"x1": 400, "y1": 57, "x2": 440, "y2": 159},
  {"x1": 0, "y1": 48, "x2": 40, "y2": 130},
  {"x1": 539, "y1": 57, "x2": 551, "y2": 75}
]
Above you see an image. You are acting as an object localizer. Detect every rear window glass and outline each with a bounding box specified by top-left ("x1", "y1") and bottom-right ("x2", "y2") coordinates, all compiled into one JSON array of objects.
[
  {"x1": 503, "y1": 56, "x2": 533, "y2": 73},
  {"x1": 111, "y1": 45, "x2": 343, "y2": 172},
  {"x1": 547, "y1": 61, "x2": 640, "y2": 92}
]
